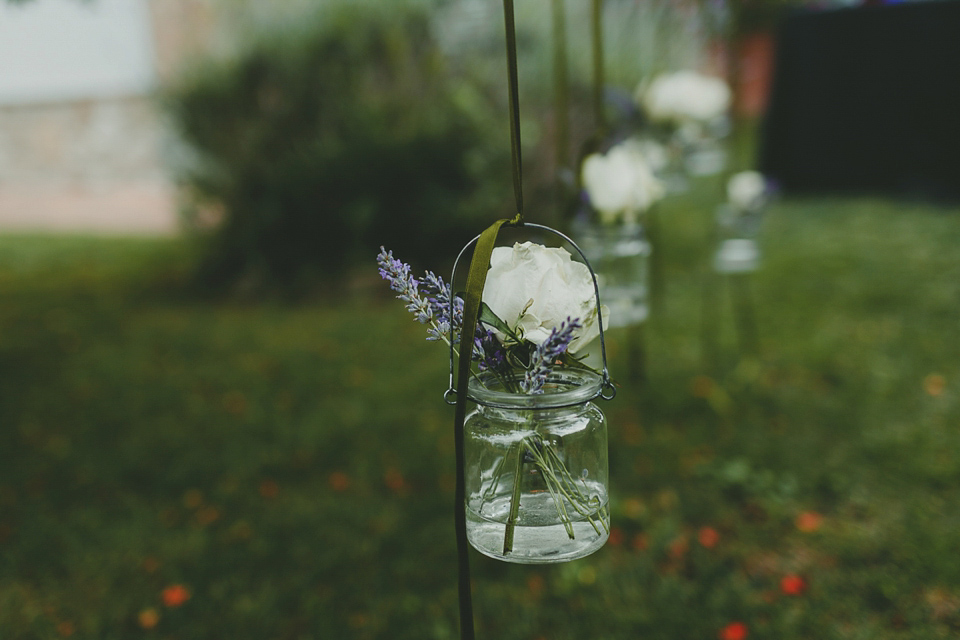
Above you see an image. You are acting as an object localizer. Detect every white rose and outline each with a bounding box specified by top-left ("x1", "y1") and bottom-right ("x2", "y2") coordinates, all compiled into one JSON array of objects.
[
  {"x1": 727, "y1": 170, "x2": 767, "y2": 211},
  {"x1": 482, "y1": 241, "x2": 608, "y2": 354},
  {"x1": 581, "y1": 140, "x2": 665, "y2": 225},
  {"x1": 637, "y1": 70, "x2": 731, "y2": 125}
]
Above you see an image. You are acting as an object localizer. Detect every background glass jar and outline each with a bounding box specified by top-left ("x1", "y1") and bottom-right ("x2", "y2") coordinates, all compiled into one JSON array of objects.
[
  {"x1": 572, "y1": 219, "x2": 651, "y2": 328},
  {"x1": 714, "y1": 203, "x2": 762, "y2": 273},
  {"x1": 464, "y1": 369, "x2": 609, "y2": 564}
]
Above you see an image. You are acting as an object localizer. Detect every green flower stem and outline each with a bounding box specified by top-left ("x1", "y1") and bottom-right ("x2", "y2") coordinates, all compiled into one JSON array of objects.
[
  {"x1": 538, "y1": 439, "x2": 608, "y2": 533},
  {"x1": 542, "y1": 444, "x2": 609, "y2": 535},
  {"x1": 502, "y1": 441, "x2": 526, "y2": 554},
  {"x1": 524, "y1": 439, "x2": 576, "y2": 539},
  {"x1": 482, "y1": 456, "x2": 508, "y2": 505},
  {"x1": 500, "y1": 432, "x2": 608, "y2": 555}
]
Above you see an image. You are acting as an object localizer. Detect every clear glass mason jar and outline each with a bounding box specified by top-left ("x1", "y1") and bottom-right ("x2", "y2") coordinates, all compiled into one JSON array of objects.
[
  {"x1": 714, "y1": 204, "x2": 762, "y2": 274},
  {"x1": 682, "y1": 115, "x2": 731, "y2": 178},
  {"x1": 464, "y1": 369, "x2": 609, "y2": 564},
  {"x1": 572, "y1": 220, "x2": 651, "y2": 328}
]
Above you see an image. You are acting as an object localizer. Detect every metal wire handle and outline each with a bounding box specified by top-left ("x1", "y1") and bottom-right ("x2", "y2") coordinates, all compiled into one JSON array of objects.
[{"x1": 444, "y1": 222, "x2": 616, "y2": 405}]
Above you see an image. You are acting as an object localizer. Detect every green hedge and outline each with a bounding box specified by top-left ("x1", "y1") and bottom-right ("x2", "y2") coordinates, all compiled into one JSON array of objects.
[{"x1": 165, "y1": 2, "x2": 508, "y2": 293}]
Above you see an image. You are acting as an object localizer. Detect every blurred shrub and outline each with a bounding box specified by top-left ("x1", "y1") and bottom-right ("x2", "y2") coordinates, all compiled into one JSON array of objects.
[{"x1": 164, "y1": 1, "x2": 507, "y2": 293}]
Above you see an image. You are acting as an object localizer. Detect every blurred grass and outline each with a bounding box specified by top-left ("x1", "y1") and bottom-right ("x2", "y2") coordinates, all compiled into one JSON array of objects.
[{"x1": 2, "y1": 189, "x2": 960, "y2": 639}]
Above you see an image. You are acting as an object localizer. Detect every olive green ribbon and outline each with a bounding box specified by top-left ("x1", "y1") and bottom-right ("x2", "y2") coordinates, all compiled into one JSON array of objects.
[
  {"x1": 591, "y1": 0, "x2": 606, "y2": 135},
  {"x1": 453, "y1": 3, "x2": 526, "y2": 639},
  {"x1": 452, "y1": 216, "x2": 520, "y2": 640},
  {"x1": 503, "y1": 0, "x2": 524, "y2": 220},
  {"x1": 577, "y1": 0, "x2": 607, "y2": 162},
  {"x1": 551, "y1": 0, "x2": 570, "y2": 174}
]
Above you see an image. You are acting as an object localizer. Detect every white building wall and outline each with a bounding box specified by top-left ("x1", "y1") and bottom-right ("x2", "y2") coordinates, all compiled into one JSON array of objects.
[
  {"x1": 0, "y1": 0, "x2": 157, "y2": 105},
  {"x1": 0, "y1": 0, "x2": 177, "y2": 234}
]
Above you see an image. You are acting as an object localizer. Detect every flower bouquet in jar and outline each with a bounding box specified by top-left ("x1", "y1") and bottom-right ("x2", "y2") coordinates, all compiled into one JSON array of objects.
[
  {"x1": 379, "y1": 240, "x2": 613, "y2": 563},
  {"x1": 635, "y1": 69, "x2": 732, "y2": 185},
  {"x1": 714, "y1": 170, "x2": 772, "y2": 274},
  {"x1": 575, "y1": 139, "x2": 666, "y2": 328}
]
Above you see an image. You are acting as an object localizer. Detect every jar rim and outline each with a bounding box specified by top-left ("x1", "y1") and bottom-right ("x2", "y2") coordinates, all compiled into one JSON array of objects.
[
  {"x1": 466, "y1": 368, "x2": 603, "y2": 409},
  {"x1": 572, "y1": 219, "x2": 651, "y2": 248}
]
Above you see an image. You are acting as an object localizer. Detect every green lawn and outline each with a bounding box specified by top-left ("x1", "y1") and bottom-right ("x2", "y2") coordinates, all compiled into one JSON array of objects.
[{"x1": 2, "y1": 191, "x2": 960, "y2": 639}]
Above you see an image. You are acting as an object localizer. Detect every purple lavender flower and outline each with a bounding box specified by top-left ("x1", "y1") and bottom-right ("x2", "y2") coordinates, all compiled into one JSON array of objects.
[
  {"x1": 377, "y1": 247, "x2": 474, "y2": 348},
  {"x1": 418, "y1": 270, "x2": 463, "y2": 343},
  {"x1": 474, "y1": 329, "x2": 505, "y2": 372},
  {"x1": 377, "y1": 247, "x2": 433, "y2": 324},
  {"x1": 521, "y1": 317, "x2": 582, "y2": 394},
  {"x1": 378, "y1": 247, "x2": 515, "y2": 368}
]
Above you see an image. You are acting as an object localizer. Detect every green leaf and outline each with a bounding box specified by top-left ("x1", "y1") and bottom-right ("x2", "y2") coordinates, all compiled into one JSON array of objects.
[
  {"x1": 478, "y1": 301, "x2": 520, "y2": 341},
  {"x1": 559, "y1": 352, "x2": 602, "y2": 375}
]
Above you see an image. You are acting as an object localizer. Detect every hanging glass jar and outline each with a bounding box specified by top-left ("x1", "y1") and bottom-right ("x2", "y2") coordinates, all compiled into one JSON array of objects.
[
  {"x1": 714, "y1": 237, "x2": 760, "y2": 274},
  {"x1": 443, "y1": 222, "x2": 616, "y2": 565},
  {"x1": 714, "y1": 203, "x2": 761, "y2": 273},
  {"x1": 713, "y1": 172, "x2": 768, "y2": 274},
  {"x1": 572, "y1": 219, "x2": 651, "y2": 328},
  {"x1": 574, "y1": 137, "x2": 665, "y2": 330},
  {"x1": 464, "y1": 368, "x2": 609, "y2": 564}
]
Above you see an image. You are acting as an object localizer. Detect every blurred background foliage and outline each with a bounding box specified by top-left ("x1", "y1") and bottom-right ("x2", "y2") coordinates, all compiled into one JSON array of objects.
[
  {"x1": 4, "y1": 189, "x2": 960, "y2": 639},
  {"x1": 4, "y1": 0, "x2": 960, "y2": 638},
  {"x1": 161, "y1": 0, "x2": 796, "y2": 295},
  {"x1": 163, "y1": 0, "x2": 510, "y2": 294}
]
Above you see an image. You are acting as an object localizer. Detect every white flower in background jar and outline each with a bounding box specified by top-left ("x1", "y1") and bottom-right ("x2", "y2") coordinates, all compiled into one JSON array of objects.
[
  {"x1": 576, "y1": 140, "x2": 663, "y2": 329},
  {"x1": 714, "y1": 171, "x2": 770, "y2": 274},
  {"x1": 580, "y1": 141, "x2": 665, "y2": 226},
  {"x1": 635, "y1": 70, "x2": 733, "y2": 182},
  {"x1": 637, "y1": 70, "x2": 731, "y2": 126},
  {"x1": 727, "y1": 170, "x2": 769, "y2": 212}
]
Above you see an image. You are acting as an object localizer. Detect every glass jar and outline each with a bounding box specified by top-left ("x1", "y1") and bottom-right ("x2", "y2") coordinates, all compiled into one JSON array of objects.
[
  {"x1": 464, "y1": 369, "x2": 609, "y2": 564},
  {"x1": 714, "y1": 203, "x2": 762, "y2": 273},
  {"x1": 572, "y1": 220, "x2": 651, "y2": 328},
  {"x1": 714, "y1": 238, "x2": 760, "y2": 273},
  {"x1": 682, "y1": 115, "x2": 731, "y2": 177}
]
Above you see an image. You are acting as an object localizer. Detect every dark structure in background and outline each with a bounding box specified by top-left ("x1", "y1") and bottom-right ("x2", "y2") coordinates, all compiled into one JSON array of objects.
[{"x1": 760, "y1": 0, "x2": 960, "y2": 202}]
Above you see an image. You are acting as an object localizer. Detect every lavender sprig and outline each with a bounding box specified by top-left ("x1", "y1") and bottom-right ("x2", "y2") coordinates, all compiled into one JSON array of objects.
[
  {"x1": 377, "y1": 247, "x2": 433, "y2": 323},
  {"x1": 474, "y1": 329, "x2": 506, "y2": 373},
  {"x1": 419, "y1": 270, "x2": 463, "y2": 344},
  {"x1": 378, "y1": 248, "x2": 585, "y2": 394},
  {"x1": 377, "y1": 247, "x2": 479, "y2": 352},
  {"x1": 521, "y1": 317, "x2": 582, "y2": 394}
]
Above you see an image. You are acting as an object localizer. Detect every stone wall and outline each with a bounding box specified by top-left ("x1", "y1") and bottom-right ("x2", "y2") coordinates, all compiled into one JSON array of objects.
[{"x1": 0, "y1": 96, "x2": 174, "y2": 233}]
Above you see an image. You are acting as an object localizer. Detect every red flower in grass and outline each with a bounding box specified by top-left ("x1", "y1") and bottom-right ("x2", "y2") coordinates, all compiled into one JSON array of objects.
[
  {"x1": 259, "y1": 479, "x2": 279, "y2": 499},
  {"x1": 719, "y1": 621, "x2": 748, "y2": 640},
  {"x1": 162, "y1": 584, "x2": 191, "y2": 608},
  {"x1": 526, "y1": 574, "x2": 545, "y2": 597},
  {"x1": 668, "y1": 535, "x2": 689, "y2": 559},
  {"x1": 631, "y1": 532, "x2": 649, "y2": 552},
  {"x1": 384, "y1": 468, "x2": 408, "y2": 494},
  {"x1": 924, "y1": 373, "x2": 946, "y2": 397},
  {"x1": 329, "y1": 472, "x2": 350, "y2": 492},
  {"x1": 698, "y1": 526, "x2": 720, "y2": 549},
  {"x1": 795, "y1": 511, "x2": 823, "y2": 533},
  {"x1": 781, "y1": 573, "x2": 807, "y2": 596},
  {"x1": 608, "y1": 527, "x2": 624, "y2": 547}
]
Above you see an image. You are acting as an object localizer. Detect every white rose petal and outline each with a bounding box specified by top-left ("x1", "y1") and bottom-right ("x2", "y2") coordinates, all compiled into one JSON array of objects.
[
  {"x1": 581, "y1": 140, "x2": 665, "y2": 225},
  {"x1": 638, "y1": 70, "x2": 731, "y2": 125},
  {"x1": 727, "y1": 170, "x2": 767, "y2": 211},
  {"x1": 482, "y1": 241, "x2": 609, "y2": 354}
]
